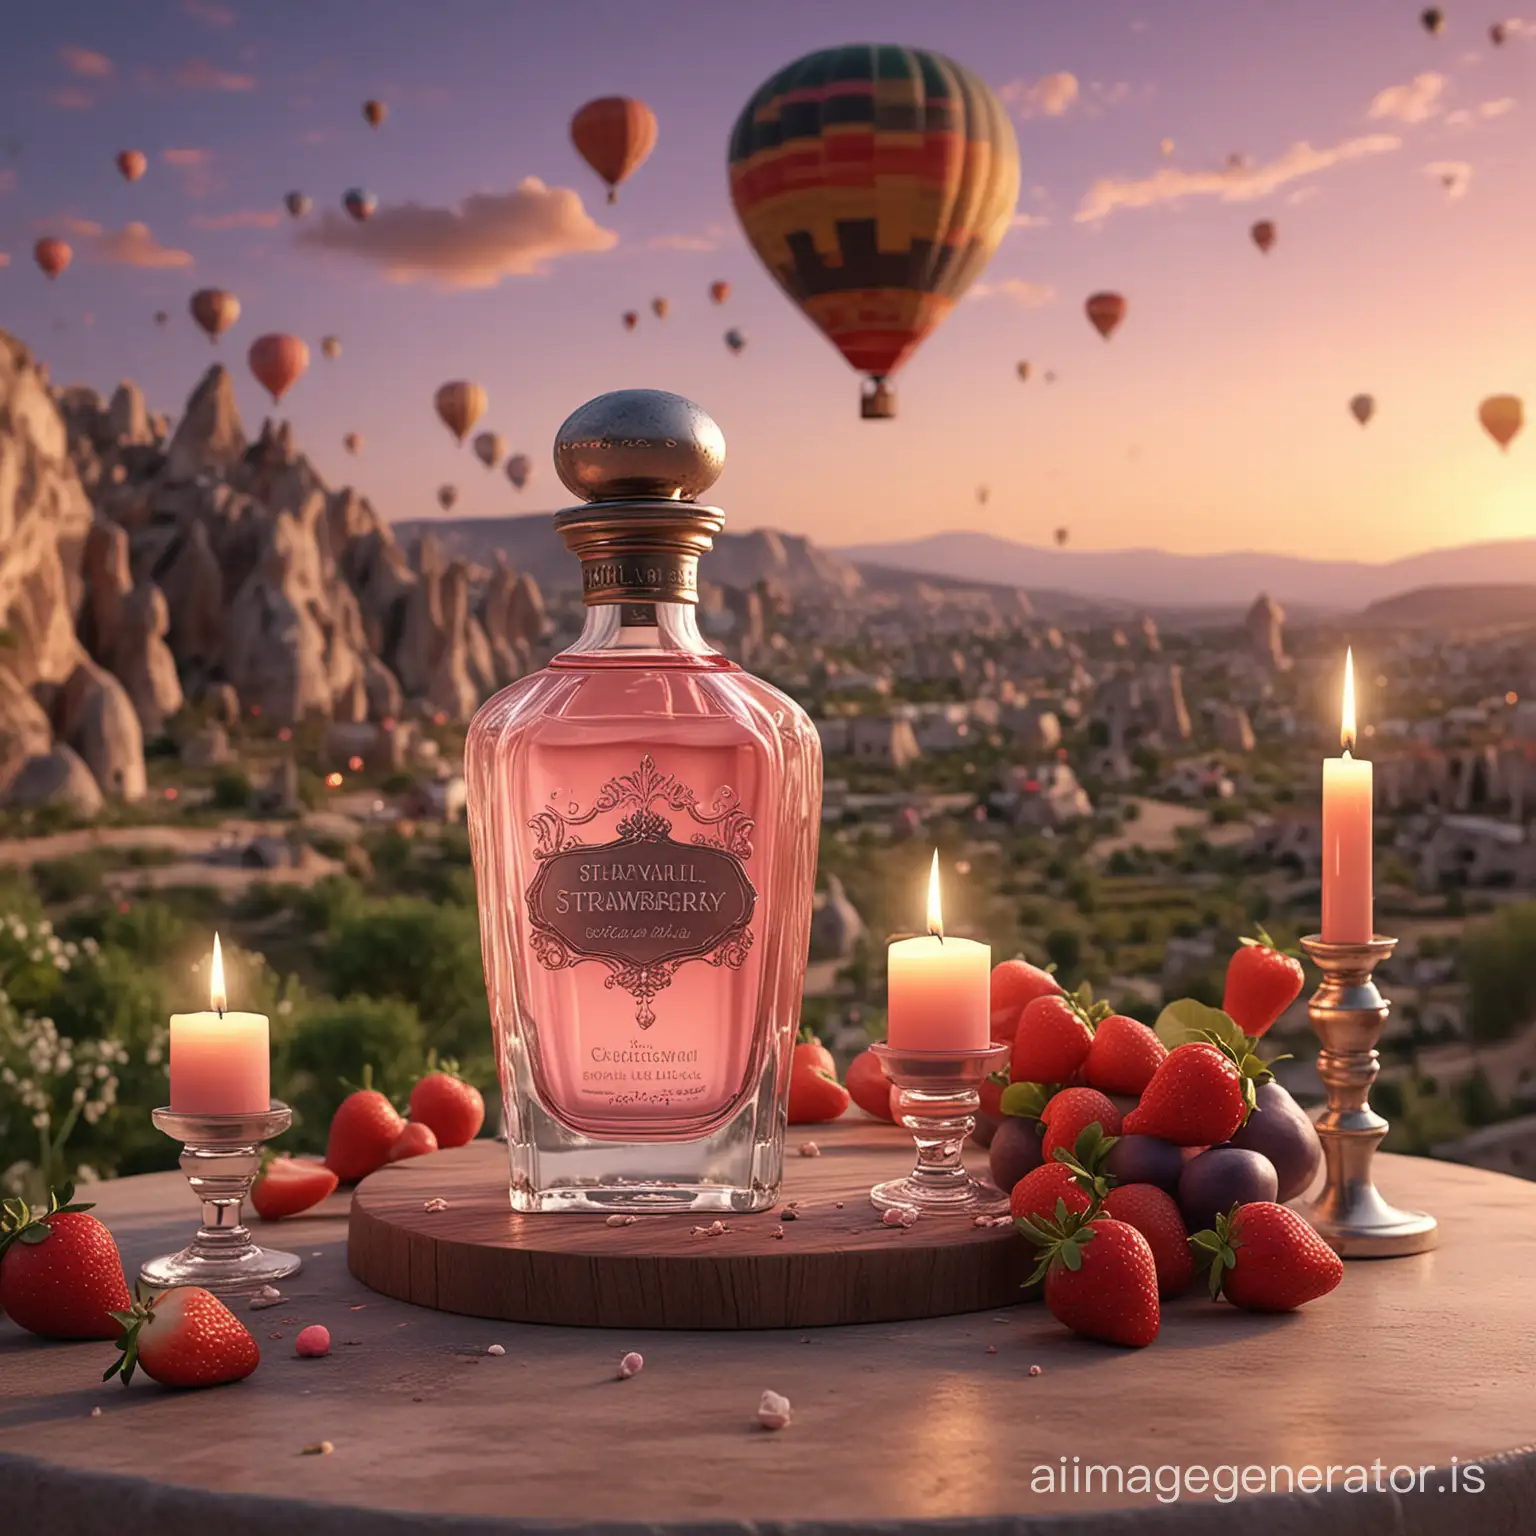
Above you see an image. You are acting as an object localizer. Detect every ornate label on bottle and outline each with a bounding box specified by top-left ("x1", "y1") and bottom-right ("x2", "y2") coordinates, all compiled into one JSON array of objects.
[{"x1": 525, "y1": 755, "x2": 756, "y2": 1028}]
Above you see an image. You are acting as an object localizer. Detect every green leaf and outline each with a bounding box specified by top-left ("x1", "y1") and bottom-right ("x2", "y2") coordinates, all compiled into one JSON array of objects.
[
  {"x1": 17, "y1": 1227, "x2": 49, "y2": 1246},
  {"x1": 999, "y1": 1081, "x2": 1056, "y2": 1120},
  {"x1": 1155, "y1": 998, "x2": 1249, "y2": 1053}
]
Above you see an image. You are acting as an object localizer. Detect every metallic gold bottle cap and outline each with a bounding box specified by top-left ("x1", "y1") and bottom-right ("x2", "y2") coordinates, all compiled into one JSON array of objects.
[{"x1": 552, "y1": 389, "x2": 726, "y2": 606}]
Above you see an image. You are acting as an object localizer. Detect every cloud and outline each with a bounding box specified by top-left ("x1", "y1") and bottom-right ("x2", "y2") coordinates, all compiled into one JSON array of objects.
[
  {"x1": 1286, "y1": 184, "x2": 1320, "y2": 206},
  {"x1": 48, "y1": 88, "x2": 95, "y2": 111},
  {"x1": 1010, "y1": 212, "x2": 1051, "y2": 229},
  {"x1": 968, "y1": 278, "x2": 1057, "y2": 308},
  {"x1": 55, "y1": 217, "x2": 194, "y2": 268},
  {"x1": 1446, "y1": 97, "x2": 1516, "y2": 126},
  {"x1": 190, "y1": 207, "x2": 279, "y2": 230},
  {"x1": 59, "y1": 46, "x2": 114, "y2": 79},
  {"x1": 1368, "y1": 73, "x2": 1445, "y2": 123},
  {"x1": 1426, "y1": 160, "x2": 1473, "y2": 198},
  {"x1": 162, "y1": 146, "x2": 220, "y2": 197},
  {"x1": 646, "y1": 222, "x2": 733, "y2": 252},
  {"x1": 296, "y1": 177, "x2": 616, "y2": 289},
  {"x1": 174, "y1": 58, "x2": 255, "y2": 91},
  {"x1": 1074, "y1": 134, "x2": 1402, "y2": 222},
  {"x1": 182, "y1": 0, "x2": 236, "y2": 24},
  {"x1": 1001, "y1": 71, "x2": 1079, "y2": 118}
]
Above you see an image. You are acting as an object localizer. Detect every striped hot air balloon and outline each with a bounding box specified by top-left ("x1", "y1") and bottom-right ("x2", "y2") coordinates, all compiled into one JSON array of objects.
[
  {"x1": 1085, "y1": 292, "x2": 1127, "y2": 339},
  {"x1": 728, "y1": 45, "x2": 1020, "y2": 419},
  {"x1": 570, "y1": 96, "x2": 657, "y2": 203},
  {"x1": 434, "y1": 381, "x2": 487, "y2": 443}
]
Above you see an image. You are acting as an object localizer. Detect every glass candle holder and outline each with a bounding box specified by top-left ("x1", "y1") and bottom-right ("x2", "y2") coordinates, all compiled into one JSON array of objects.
[
  {"x1": 869, "y1": 1042, "x2": 1010, "y2": 1215},
  {"x1": 137, "y1": 1101, "x2": 302, "y2": 1295}
]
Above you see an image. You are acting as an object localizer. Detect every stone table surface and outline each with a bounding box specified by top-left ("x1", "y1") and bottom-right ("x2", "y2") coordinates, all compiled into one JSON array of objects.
[{"x1": 3, "y1": 1141, "x2": 1535, "y2": 1535}]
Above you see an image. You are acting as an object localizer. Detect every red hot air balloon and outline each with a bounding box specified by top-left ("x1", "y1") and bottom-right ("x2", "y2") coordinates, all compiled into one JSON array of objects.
[
  {"x1": 1480, "y1": 395, "x2": 1524, "y2": 451},
  {"x1": 248, "y1": 334, "x2": 310, "y2": 403},
  {"x1": 570, "y1": 96, "x2": 657, "y2": 203},
  {"x1": 190, "y1": 288, "x2": 240, "y2": 343},
  {"x1": 1492, "y1": 22, "x2": 1508, "y2": 44},
  {"x1": 343, "y1": 432, "x2": 362, "y2": 455},
  {"x1": 284, "y1": 191, "x2": 311, "y2": 218},
  {"x1": 438, "y1": 484, "x2": 458, "y2": 511},
  {"x1": 1421, "y1": 8, "x2": 1445, "y2": 36},
  {"x1": 363, "y1": 99, "x2": 387, "y2": 129},
  {"x1": 622, "y1": 310, "x2": 639, "y2": 331},
  {"x1": 1350, "y1": 393, "x2": 1376, "y2": 427},
  {"x1": 1250, "y1": 220, "x2": 1277, "y2": 254},
  {"x1": 116, "y1": 150, "x2": 147, "y2": 183},
  {"x1": 343, "y1": 188, "x2": 376, "y2": 222},
  {"x1": 709, "y1": 281, "x2": 730, "y2": 305},
  {"x1": 1085, "y1": 292, "x2": 1127, "y2": 339},
  {"x1": 651, "y1": 296, "x2": 669, "y2": 320},
  {"x1": 34, "y1": 239, "x2": 71, "y2": 279}
]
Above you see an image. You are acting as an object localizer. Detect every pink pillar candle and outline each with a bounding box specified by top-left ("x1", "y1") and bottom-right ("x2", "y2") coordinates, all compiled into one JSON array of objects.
[
  {"x1": 169, "y1": 1010, "x2": 270, "y2": 1114},
  {"x1": 886, "y1": 934, "x2": 991, "y2": 1051},
  {"x1": 1322, "y1": 754, "x2": 1373, "y2": 944}
]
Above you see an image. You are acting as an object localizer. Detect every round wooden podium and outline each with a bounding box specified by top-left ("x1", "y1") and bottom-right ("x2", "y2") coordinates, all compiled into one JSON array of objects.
[{"x1": 347, "y1": 1121, "x2": 1032, "y2": 1328}]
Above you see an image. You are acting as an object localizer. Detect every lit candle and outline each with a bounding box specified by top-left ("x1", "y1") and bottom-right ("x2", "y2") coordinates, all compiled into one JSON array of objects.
[
  {"x1": 169, "y1": 934, "x2": 271, "y2": 1114},
  {"x1": 1322, "y1": 648, "x2": 1373, "y2": 944},
  {"x1": 886, "y1": 851, "x2": 990, "y2": 1050}
]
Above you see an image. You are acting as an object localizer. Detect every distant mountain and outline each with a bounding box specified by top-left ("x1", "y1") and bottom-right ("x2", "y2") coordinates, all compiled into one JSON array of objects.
[
  {"x1": 837, "y1": 530, "x2": 1536, "y2": 612},
  {"x1": 1358, "y1": 584, "x2": 1536, "y2": 629},
  {"x1": 393, "y1": 514, "x2": 862, "y2": 598}
]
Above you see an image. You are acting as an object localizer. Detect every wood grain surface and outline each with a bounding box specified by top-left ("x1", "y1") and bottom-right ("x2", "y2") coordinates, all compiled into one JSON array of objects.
[{"x1": 347, "y1": 1121, "x2": 1034, "y2": 1327}]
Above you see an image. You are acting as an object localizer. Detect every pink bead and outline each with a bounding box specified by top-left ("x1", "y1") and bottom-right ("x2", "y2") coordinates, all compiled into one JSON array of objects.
[{"x1": 295, "y1": 1325, "x2": 331, "y2": 1358}]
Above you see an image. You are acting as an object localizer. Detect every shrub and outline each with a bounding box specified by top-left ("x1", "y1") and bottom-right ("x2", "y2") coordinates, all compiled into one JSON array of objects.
[{"x1": 211, "y1": 768, "x2": 252, "y2": 810}]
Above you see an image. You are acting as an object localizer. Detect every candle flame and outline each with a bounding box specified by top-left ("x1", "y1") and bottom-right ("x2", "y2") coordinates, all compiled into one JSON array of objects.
[
  {"x1": 210, "y1": 932, "x2": 226, "y2": 1015},
  {"x1": 1341, "y1": 647, "x2": 1356, "y2": 755},
  {"x1": 926, "y1": 849, "x2": 944, "y2": 940}
]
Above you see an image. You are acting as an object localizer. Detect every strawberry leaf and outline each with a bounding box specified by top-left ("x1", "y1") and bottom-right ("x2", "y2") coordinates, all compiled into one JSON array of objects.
[
  {"x1": 1155, "y1": 998, "x2": 1248, "y2": 1053},
  {"x1": 999, "y1": 1081, "x2": 1058, "y2": 1120}
]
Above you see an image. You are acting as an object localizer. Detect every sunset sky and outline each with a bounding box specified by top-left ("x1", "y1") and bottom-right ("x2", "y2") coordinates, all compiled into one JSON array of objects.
[{"x1": 0, "y1": 0, "x2": 1531, "y2": 563}]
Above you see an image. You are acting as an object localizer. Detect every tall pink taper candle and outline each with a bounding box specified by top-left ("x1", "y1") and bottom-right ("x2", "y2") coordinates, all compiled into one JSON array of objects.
[
  {"x1": 1322, "y1": 648, "x2": 1374, "y2": 944},
  {"x1": 886, "y1": 851, "x2": 990, "y2": 1050}
]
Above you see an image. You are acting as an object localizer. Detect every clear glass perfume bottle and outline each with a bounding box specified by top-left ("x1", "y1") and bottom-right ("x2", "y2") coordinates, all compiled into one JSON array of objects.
[{"x1": 466, "y1": 390, "x2": 822, "y2": 1212}]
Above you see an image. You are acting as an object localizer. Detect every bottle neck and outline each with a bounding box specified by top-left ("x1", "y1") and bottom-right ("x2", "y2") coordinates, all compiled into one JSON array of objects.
[{"x1": 556, "y1": 600, "x2": 724, "y2": 664}]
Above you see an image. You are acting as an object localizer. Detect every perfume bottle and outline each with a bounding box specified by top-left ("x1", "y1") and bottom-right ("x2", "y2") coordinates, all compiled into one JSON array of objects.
[{"x1": 466, "y1": 389, "x2": 822, "y2": 1213}]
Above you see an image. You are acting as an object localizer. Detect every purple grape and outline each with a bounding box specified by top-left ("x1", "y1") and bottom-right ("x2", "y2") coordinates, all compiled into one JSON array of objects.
[
  {"x1": 1104, "y1": 1134, "x2": 1183, "y2": 1194},
  {"x1": 1178, "y1": 1147, "x2": 1278, "y2": 1232},
  {"x1": 989, "y1": 1114, "x2": 1045, "y2": 1193},
  {"x1": 971, "y1": 1109, "x2": 1001, "y2": 1149},
  {"x1": 1227, "y1": 1081, "x2": 1322, "y2": 1202}
]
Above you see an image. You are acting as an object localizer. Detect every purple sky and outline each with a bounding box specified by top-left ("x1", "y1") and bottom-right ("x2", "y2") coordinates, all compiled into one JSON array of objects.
[{"x1": 0, "y1": 0, "x2": 1531, "y2": 562}]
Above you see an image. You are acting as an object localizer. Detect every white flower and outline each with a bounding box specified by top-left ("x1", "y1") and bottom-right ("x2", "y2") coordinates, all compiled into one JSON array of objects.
[{"x1": 276, "y1": 999, "x2": 293, "y2": 1016}]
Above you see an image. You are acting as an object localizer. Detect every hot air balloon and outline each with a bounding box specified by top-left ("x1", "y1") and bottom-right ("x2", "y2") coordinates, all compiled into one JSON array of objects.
[
  {"x1": 622, "y1": 310, "x2": 639, "y2": 331},
  {"x1": 153, "y1": 310, "x2": 168, "y2": 327},
  {"x1": 1085, "y1": 292, "x2": 1127, "y2": 339},
  {"x1": 34, "y1": 238, "x2": 71, "y2": 279},
  {"x1": 284, "y1": 191, "x2": 311, "y2": 218},
  {"x1": 116, "y1": 150, "x2": 147, "y2": 183},
  {"x1": 363, "y1": 99, "x2": 387, "y2": 129},
  {"x1": 343, "y1": 431, "x2": 362, "y2": 455},
  {"x1": 1251, "y1": 220, "x2": 1276, "y2": 254},
  {"x1": 343, "y1": 188, "x2": 376, "y2": 222},
  {"x1": 473, "y1": 431, "x2": 506, "y2": 469},
  {"x1": 976, "y1": 485, "x2": 990, "y2": 508},
  {"x1": 1016, "y1": 361, "x2": 1031, "y2": 382},
  {"x1": 434, "y1": 380, "x2": 487, "y2": 444},
  {"x1": 438, "y1": 484, "x2": 458, "y2": 511},
  {"x1": 1054, "y1": 527, "x2": 1068, "y2": 548},
  {"x1": 1421, "y1": 8, "x2": 1444, "y2": 35},
  {"x1": 1491, "y1": 22, "x2": 1508, "y2": 45},
  {"x1": 728, "y1": 45, "x2": 1020, "y2": 420},
  {"x1": 190, "y1": 288, "x2": 240, "y2": 343},
  {"x1": 709, "y1": 281, "x2": 730, "y2": 305},
  {"x1": 1480, "y1": 394, "x2": 1524, "y2": 451},
  {"x1": 570, "y1": 96, "x2": 657, "y2": 203},
  {"x1": 724, "y1": 327, "x2": 745, "y2": 354},
  {"x1": 1349, "y1": 393, "x2": 1376, "y2": 427},
  {"x1": 505, "y1": 453, "x2": 532, "y2": 491},
  {"x1": 651, "y1": 296, "x2": 669, "y2": 320},
  {"x1": 321, "y1": 335, "x2": 341, "y2": 360},
  {"x1": 1044, "y1": 370, "x2": 1057, "y2": 384},
  {"x1": 1159, "y1": 138, "x2": 1174, "y2": 157},
  {"x1": 248, "y1": 334, "x2": 309, "y2": 403}
]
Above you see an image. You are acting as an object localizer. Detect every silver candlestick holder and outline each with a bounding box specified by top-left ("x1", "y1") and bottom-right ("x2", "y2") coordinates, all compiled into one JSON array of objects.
[
  {"x1": 870, "y1": 1042, "x2": 1011, "y2": 1215},
  {"x1": 1298, "y1": 936, "x2": 1437, "y2": 1258},
  {"x1": 138, "y1": 1101, "x2": 302, "y2": 1295}
]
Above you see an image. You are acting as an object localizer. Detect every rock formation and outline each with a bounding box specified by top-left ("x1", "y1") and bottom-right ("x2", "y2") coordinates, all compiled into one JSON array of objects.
[
  {"x1": 111, "y1": 582, "x2": 184, "y2": 736},
  {"x1": 6, "y1": 744, "x2": 104, "y2": 817},
  {"x1": 162, "y1": 364, "x2": 246, "y2": 483},
  {"x1": 79, "y1": 519, "x2": 134, "y2": 665},
  {"x1": 1246, "y1": 593, "x2": 1289, "y2": 671},
  {"x1": 56, "y1": 658, "x2": 146, "y2": 802}
]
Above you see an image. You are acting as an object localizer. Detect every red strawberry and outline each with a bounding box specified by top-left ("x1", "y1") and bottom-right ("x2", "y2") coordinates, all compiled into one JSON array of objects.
[
  {"x1": 1009, "y1": 1125, "x2": 1114, "y2": 1223},
  {"x1": 1122, "y1": 1041, "x2": 1267, "y2": 1147},
  {"x1": 978, "y1": 1071, "x2": 1006, "y2": 1122},
  {"x1": 1191, "y1": 1202, "x2": 1344, "y2": 1312},
  {"x1": 1010, "y1": 994, "x2": 1095, "y2": 1085},
  {"x1": 325, "y1": 1075, "x2": 406, "y2": 1183},
  {"x1": 251, "y1": 1157, "x2": 339, "y2": 1221},
  {"x1": 105, "y1": 1285, "x2": 260, "y2": 1389},
  {"x1": 0, "y1": 1186, "x2": 130, "y2": 1339},
  {"x1": 1019, "y1": 1211, "x2": 1161, "y2": 1347},
  {"x1": 989, "y1": 957, "x2": 1062, "y2": 1042},
  {"x1": 387, "y1": 1121, "x2": 439, "y2": 1162},
  {"x1": 792, "y1": 1036, "x2": 836, "y2": 1077},
  {"x1": 1084, "y1": 1014, "x2": 1167, "y2": 1096},
  {"x1": 1103, "y1": 1184, "x2": 1194, "y2": 1298},
  {"x1": 1223, "y1": 930, "x2": 1305, "y2": 1038},
  {"x1": 407, "y1": 1069, "x2": 484, "y2": 1149},
  {"x1": 1039, "y1": 1087, "x2": 1122, "y2": 1161},
  {"x1": 845, "y1": 1048, "x2": 896, "y2": 1122},
  {"x1": 788, "y1": 1066, "x2": 850, "y2": 1124}
]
